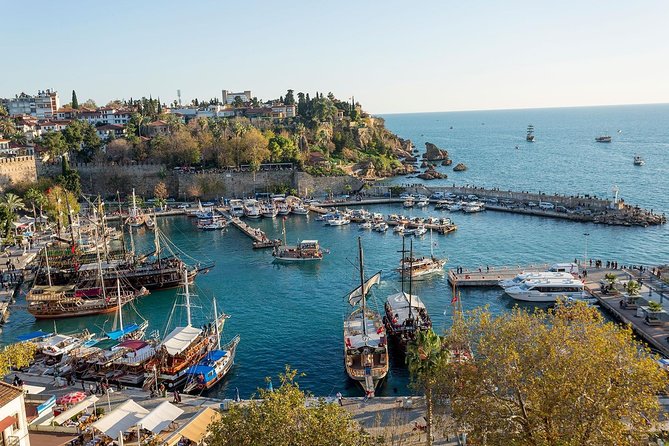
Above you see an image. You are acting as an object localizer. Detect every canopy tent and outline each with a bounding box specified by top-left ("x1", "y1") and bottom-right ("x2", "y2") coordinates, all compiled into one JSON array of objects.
[
  {"x1": 17, "y1": 330, "x2": 53, "y2": 342},
  {"x1": 139, "y1": 401, "x2": 184, "y2": 434},
  {"x1": 385, "y1": 291, "x2": 426, "y2": 322},
  {"x1": 118, "y1": 339, "x2": 148, "y2": 350},
  {"x1": 161, "y1": 326, "x2": 202, "y2": 355},
  {"x1": 92, "y1": 400, "x2": 149, "y2": 440},
  {"x1": 53, "y1": 395, "x2": 99, "y2": 425},
  {"x1": 165, "y1": 408, "x2": 220, "y2": 446}
]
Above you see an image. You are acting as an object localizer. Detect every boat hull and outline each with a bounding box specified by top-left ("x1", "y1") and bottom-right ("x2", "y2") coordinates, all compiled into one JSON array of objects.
[{"x1": 30, "y1": 305, "x2": 120, "y2": 319}]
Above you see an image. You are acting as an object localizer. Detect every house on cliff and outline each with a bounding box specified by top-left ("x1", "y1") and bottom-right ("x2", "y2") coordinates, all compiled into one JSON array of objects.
[{"x1": 145, "y1": 120, "x2": 170, "y2": 137}]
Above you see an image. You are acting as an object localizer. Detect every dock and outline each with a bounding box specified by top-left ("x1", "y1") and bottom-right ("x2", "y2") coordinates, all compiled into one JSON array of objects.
[
  {"x1": 447, "y1": 264, "x2": 553, "y2": 286},
  {"x1": 221, "y1": 210, "x2": 281, "y2": 250}
]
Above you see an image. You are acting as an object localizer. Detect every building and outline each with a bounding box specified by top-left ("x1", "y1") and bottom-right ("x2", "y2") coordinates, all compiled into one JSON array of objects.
[
  {"x1": 79, "y1": 108, "x2": 131, "y2": 126},
  {"x1": 221, "y1": 90, "x2": 252, "y2": 105},
  {"x1": 96, "y1": 124, "x2": 127, "y2": 140},
  {"x1": 270, "y1": 104, "x2": 297, "y2": 119},
  {"x1": 0, "y1": 382, "x2": 31, "y2": 446},
  {"x1": 145, "y1": 120, "x2": 170, "y2": 137},
  {"x1": 1, "y1": 90, "x2": 59, "y2": 119}
]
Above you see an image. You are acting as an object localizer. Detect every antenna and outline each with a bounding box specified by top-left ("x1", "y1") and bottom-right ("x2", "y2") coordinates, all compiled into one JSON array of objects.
[{"x1": 177, "y1": 89, "x2": 182, "y2": 106}]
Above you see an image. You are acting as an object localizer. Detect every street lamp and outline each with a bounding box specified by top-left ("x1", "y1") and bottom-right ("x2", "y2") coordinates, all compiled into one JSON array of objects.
[{"x1": 583, "y1": 233, "x2": 590, "y2": 267}]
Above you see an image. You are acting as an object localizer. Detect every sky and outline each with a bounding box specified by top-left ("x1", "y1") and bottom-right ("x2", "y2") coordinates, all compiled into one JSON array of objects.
[{"x1": 2, "y1": 0, "x2": 669, "y2": 114}]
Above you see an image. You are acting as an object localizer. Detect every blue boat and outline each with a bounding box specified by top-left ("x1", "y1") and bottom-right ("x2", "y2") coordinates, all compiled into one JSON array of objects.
[{"x1": 183, "y1": 335, "x2": 240, "y2": 394}]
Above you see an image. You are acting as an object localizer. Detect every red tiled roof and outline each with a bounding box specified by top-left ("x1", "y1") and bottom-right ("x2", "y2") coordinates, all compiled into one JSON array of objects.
[{"x1": 0, "y1": 382, "x2": 23, "y2": 407}]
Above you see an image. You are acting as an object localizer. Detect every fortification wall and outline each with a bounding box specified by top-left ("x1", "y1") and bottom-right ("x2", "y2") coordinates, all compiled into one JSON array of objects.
[{"x1": 0, "y1": 156, "x2": 37, "y2": 191}]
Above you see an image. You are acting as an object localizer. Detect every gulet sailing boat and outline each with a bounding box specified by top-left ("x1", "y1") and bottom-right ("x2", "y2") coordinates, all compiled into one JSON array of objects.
[{"x1": 343, "y1": 238, "x2": 388, "y2": 397}]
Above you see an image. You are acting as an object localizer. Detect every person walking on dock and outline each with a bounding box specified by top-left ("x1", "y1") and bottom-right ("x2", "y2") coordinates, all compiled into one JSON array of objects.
[{"x1": 336, "y1": 391, "x2": 343, "y2": 406}]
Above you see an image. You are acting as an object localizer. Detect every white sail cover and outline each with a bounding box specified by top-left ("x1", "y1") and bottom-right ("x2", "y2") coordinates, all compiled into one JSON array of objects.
[
  {"x1": 161, "y1": 326, "x2": 203, "y2": 355},
  {"x1": 348, "y1": 271, "x2": 382, "y2": 306},
  {"x1": 92, "y1": 400, "x2": 149, "y2": 439},
  {"x1": 139, "y1": 401, "x2": 184, "y2": 433}
]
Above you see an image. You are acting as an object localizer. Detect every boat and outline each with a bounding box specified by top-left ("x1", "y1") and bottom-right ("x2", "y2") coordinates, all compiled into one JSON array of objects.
[
  {"x1": 397, "y1": 231, "x2": 446, "y2": 279},
  {"x1": 276, "y1": 199, "x2": 291, "y2": 216},
  {"x1": 343, "y1": 238, "x2": 388, "y2": 397},
  {"x1": 243, "y1": 199, "x2": 261, "y2": 219},
  {"x1": 595, "y1": 135, "x2": 612, "y2": 143},
  {"x1": 291, "y1": 204, "x2": 309, "y2": 215},
  {"x1": 384, "y1": 239, "x2": 432, "y2": 349},
  {"x1": 403, "y1": 198, "x2": 415, "y2": 208},
  {"x1": 183, "y1": 298, "x2": 240, "y2": 394},
  {"x1": 504, "y1": 278, "x2": 585, "y2": 302},
  {"x1": 373, "y1": 222, "x2": 388, "y2": 232},
  {"x1": 634, "y1": 155, "x2": 645, "y2": 166},
  {"x1": 229, "y1": 199, "x2": 245, "y2": 217},
  {"x1": 462, "y1": 201, "x2": 485, "y2": 213},
  {"x1": 393, "y1": 224, "x2": 405, "y2": 234},
  {"x1": 413, "y1": 225, "x2": 427, "y2": 237},
  {"x1": 416, "y1": 199, "x2": 429, "y2": 207},
  {"x1": 261, "y1": 203, "x2": 278, "y2": 218},
  {"x1": 446, "y1": 202, "x2": 462, "y2": 212},
  {"x1": 327, "y1": 214, "x2": 350, "y2": 226},
  {"x1": 197, "y1": 217, "x2": 227, "y2": 230},
  {"x1": 144, "y1": 267, "x2": 228, "y2": 388},
  {"x1": 126, "y1": 189, "x2": 147, "y2": 227},
  {"x1": 273, "y1": 220, "x2": 324, "y2": 261},
  {"x1": 526, "y1": 124, "x2": 535, "y2": 142},
  {"x1": 499, "y1": 271, "x2": 575, "y2": 289},
  {"x1": 102, "y1": 279, "x2": 149, "y2": 341},
  {"x1": 359, "y1": 221, "x2": 373, "y2": 230}
]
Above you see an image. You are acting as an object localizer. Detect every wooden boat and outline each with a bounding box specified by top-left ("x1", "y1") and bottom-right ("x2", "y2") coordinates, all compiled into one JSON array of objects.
[
  {"x1": 343, "y1": 238, "x2": 388, "y2": 397},
  {"x1": 272, "y1": 219, "x2": 324, "y2": 262},
  {"x1": 183, "y1": 335, "x2": 240, "y2": 394}
]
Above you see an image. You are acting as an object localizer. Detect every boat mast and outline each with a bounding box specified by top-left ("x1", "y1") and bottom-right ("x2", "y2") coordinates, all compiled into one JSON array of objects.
[
  {"x1": 282, "y1": 218, "x2": 287, "y2": 246},
  {"x1": 213, "y1": 298, "x2": 221, "y2": 350},
  {"x1": 399, "y1": 238, "x2": 406, "y2": 294},
  {"x1": 93, "y1": 223, "x2": 107, "y2": 301},
  {"x1": 117, "y1": 278, "x2": 123, "y2": 329},
  {"x1": 408, "y1": 239, "x2": 414, "y2": 321},
  {"x1": 99, "y1": 196, "x2": 110, "y2": 261},
  {"x1": 358, "y1": 237, "x2": 367, "y2": 337},
  {"x1": 44, "y1": 247, "x2": 52, "y2": 287},
  {"x1": 65, "y1": 195, "x2": 76, "y2": 249},
  {"x1": 154, "y1": 215, "x2": 161, "y2": 267},
  {"x1": 131, "y1": 188, "x2": 138, "y2": 219},
  {"x1": 116, "y1": 191, "x2": 127, "y2": 258},
  {"x1": 183, "y1": 266, "x2": 192, "y2": 327}
]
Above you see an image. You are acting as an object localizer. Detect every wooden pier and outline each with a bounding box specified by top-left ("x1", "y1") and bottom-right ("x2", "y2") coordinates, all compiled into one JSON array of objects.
[
  {"x1": 225, "y1": 214, "x2": 280, "y2": 249},
  {"x1": 447, "y1": 264, "x2": 553, "y2": 286}
]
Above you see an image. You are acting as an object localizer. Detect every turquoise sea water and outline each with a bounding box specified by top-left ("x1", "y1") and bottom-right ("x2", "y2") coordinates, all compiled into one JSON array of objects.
[{"x1": 3, "y1": 104, "x2": 669, "y2": 399}]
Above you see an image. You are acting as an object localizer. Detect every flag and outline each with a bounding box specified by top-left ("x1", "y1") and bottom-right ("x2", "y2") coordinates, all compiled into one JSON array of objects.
[
  {"x1": 71, "y1": 244, "x2": 76, "y2": 254},
  {"x1": 451, "y1": 293, "x2": 458, "y2": 304}
]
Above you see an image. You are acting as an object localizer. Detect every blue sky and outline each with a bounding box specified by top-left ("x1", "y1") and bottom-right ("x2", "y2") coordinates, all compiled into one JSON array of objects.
[{"x1": 2, "y1": 0, "x2": 668, "y2": 113}]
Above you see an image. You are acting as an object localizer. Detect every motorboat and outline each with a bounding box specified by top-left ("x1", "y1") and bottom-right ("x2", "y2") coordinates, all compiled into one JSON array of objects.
[
  {"x1": 416, "y1": 199, "x2": 429, "y2": 207},
  {"x1": 393, "y1": 224, "x2": 405, "y2": 234},
  {"x1": 526, "y1": 124, "x2": 535, "y2": 142},
  {"x1": 229, "y1": 199, "x2": 245, "y2": 217},
  {"x1": 261, "y1": 203, "x2": 278, "y2": 218},
  {"x1": 499, "y1": 271, "x2": 575, "y2": 289},
  {"x1": 373, "y1": 222, "x2": 388, "y2": 232},
  {"x1": 595, "y1": 135, "x2": 612, "y2": 143},
  {"x1": 359, "y1": 221, "x2": 373, "y2": 230},
  {"x1": 273, "y1": 221, "x2": 324, "y2": 262},
  {"x1": 291, "y1": 204, "x2": 309, "y2": 215},
  {"x1": 462, "y1": 202, "x2": 485, "y2": 213},
  {"x1": 327, "y1": 213, "x2": 350, "y2": 226},
  {"x1": 504, "y1": 278, "x2": 585, "y2": 302},
  {"x1": 197, "y1": 219, "x2": 227, "y2": 230},
  {"x1": 413, "y1": 225, "x2": 427, "y2": 237},
  {"x1": 634, "y1": 155, "x2": 645, "y2": 166},
  {"x1": 243, "y1": 199, "x2": 261, "y2": 219},
  {"x1": 403, "y1": 198, "x2": 415, "y2": 208},
  {"x1": 446, "y1": 202, "x2": 462, "y2": 212}
]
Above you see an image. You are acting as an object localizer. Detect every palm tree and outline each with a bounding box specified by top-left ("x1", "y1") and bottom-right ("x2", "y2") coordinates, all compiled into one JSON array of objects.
[
  {"x1": 604, "y1": 273, "x2": 618, "y2": 292},
  {"x1": 1, "y1": 193, "x2": 25, "y2": 214},
  {"x1": 406, "y1": 329, "x2": 449, "y2": 446}
]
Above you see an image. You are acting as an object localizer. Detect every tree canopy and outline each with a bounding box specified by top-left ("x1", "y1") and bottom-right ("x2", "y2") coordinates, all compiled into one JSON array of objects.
[
  {"x1": 207, "y1": 367, "x2": 371, "y2": 446},
  {"x1": 440, "y1": 302, "x2": 668, "y2": 446}
]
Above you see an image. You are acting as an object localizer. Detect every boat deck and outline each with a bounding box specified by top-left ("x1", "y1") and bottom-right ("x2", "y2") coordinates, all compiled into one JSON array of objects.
[{"x1": 447, "y1": 264, "x2": 553, "y2": 286}]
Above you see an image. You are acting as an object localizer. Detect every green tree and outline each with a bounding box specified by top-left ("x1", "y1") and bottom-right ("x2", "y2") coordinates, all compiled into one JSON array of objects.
[
  {"x1": 24, "y1": 188, "x2": 47, "y2": 225},
  {"x1": 268, "y1": 134, "x2": 298, "y2": 163},
  {"x1": 232, "y1": 95, "x2": 244, "y2": 108},
  {"x1": 207, "y1": 367, "x2": 371, "y2": 446},
  {"x1": 284, "y1": 89, "x2": 296, "y2": 105},
  {"x1": 406, "y1": 329, "x2": 449, "y2": 446},
  {"x1": 38, "y1": 131, "x2": 68, "y2": 159},
  {"x1": 443, "y1": 303, "x2": 667, "y2": 445},
  {"x1": 71, "y1": 90, "x2": 79, "y2": 109},
  {"x1": 0, "y1": 343, "x2": 37, "y2": 377},
  {"x1": 81, "y1": 99, "x2": 97, "y2": 109},
  {"x1": 625, "y1": 279, "x2": 641, "y2": 296}
]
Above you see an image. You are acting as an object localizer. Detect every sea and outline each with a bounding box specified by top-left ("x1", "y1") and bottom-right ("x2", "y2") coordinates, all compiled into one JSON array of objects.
[{"x1": 3, "y1": 104, "x2": 669, "y2": 399}]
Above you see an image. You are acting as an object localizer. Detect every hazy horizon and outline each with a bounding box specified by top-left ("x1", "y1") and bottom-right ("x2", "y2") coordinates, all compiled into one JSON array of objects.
[{"x1": 3, "y1": 0, "x2": 668, "y2": 114}]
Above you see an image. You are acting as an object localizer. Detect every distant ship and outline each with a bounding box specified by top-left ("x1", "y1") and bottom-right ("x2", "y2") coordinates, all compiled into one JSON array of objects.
[
  {"x1": 595, "y1": 135, "x2": 612, "y2": 143},
  {"x1": 634, "y1": 155, "x2": 645, "y2": 166},
  {"x1": 526, "y1": 125, "x2": 535, "y2": 142}
]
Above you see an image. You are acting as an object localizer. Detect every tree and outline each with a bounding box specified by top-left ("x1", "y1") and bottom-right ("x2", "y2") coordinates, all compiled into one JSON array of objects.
[
  {"x1": 71, "y1": 90, "x2": 79, "y2": 109},
  {"x1": 24, "y1": 188, "x2": 47, "y2": 226},
  {"x1": 207, "y1": 367, "x2": 371, "y2": 446},
  {"x1": 232, "y1": 96, "x2": 244, "y2": 108},
  {"x1": 81, "y1": 99, "x2": 97, "y2": 109},
  {"x1": 604, "y1": 272, "x2": 618, "y2": 292},
  {"x1": 105, "y1": 138, "x2": 133, "y2": 162},
  {"x1": 38, "y1": 131, "x2": 68, "y2": 159},
  {"x1": 268, "y1": 134, "x2": 298, "y2": 163},
  {"x1": 1, "y1": 193, "x2": 25, "y2": 215},
  {"x1": 406, "y1": 329, "x2": 449, "y2": 446},
  {"x1": 0, "y1": 343, "x2": 37, "y2": 377},
  {"x1": 45, "y1": 185, "x2": 80, "y2": 230},
  {"x1": 284, "y1": 89, "x2": 295, "y2": 105},
  {"x1": 154, "y1": 181, "x2": 168, "y2": 210},
  {"x1": 442, "y1": 303, "x2": 667, "y2": 445},
  {"x1": 625, "y1": 279, "x2": 641, "y2": 296}
]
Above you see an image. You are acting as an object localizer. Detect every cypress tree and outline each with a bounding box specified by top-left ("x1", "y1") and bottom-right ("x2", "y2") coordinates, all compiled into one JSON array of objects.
[{"x1": 71, "y1": 90, "x2": 79, "y2": 109}]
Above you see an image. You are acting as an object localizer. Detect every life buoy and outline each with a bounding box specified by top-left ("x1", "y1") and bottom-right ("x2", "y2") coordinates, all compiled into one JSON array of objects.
[{"x1": 465, "y1": 275, "x2": 470, "y2": 279}]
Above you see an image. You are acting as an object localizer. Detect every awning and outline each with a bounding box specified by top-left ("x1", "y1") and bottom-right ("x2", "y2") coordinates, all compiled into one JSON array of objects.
[
  {"x1": 139, "y1": 401, "x2": 184, "y2": 434},
  {"x1": 107, "y1": 324, "x2": 141, "y2": 341},
  {"x1": 53, "y1": 395, "x2": 99, "y2": 425},
  {"x1": 118, "y1": 340, "x2": 148, "y2": 351},
  {"x1": 0, "y1": 416, "x2": 16, "y2": 431},
  {"x1": 161, "y1": 326, "x2": 202, "y2": 355},
  {"x1": 92, "y1": 400, "x2": 149, "y2": 439},
  {"x1": 17, "y1": 330, "x2": 52, "y2": 342},
  {"x1": 165, "y1": 408, "x2": 220, "y2": 446}
]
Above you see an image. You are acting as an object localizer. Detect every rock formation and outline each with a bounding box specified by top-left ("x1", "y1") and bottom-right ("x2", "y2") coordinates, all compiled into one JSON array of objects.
[
  {"x1": 453, "y1": 163, "x2": 467, "y2": 172},
  {"x1": 422, "y1": 142, "x2": 449, "y2": 161},
  {"x1": 441, "y1": 159, "x2": 453, "y2": 166},
  {"x1": 417, "y1": 165, "x2": 447, "y2": 180}
]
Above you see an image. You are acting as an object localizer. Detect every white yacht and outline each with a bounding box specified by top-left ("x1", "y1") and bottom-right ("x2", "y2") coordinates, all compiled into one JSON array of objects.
[
  {"x1": 446, "y1": 202, "x2": 463, "y2": 212},
  {"x1": 261, "y1": 203, "x2": 278, "y2": 218},
  {"x1": 373, "y1": 222, "x2": 388, "y2": 232},
  {"x1": 359, "y1": 221, "x2": 373, "y2": 230},
  {"x1": 403, "y1": 198, "x2": 415, "y2": 208},
  {"x1": 499, "y1": 271, "x2": 575, "y2": 289},
  {"x1": 328, "y1": 216, "x2": 351, "y2": 226},
  {"x1": 504, "y1": 278, "x2": 585, "y2": 302},
  {"x1": 416, "y1": 199, "x2": 429, "y2": 207},
  {"x1": 462, "y1": 201, "x2": 485, "y2": 213},
  {"x1": 243, "y1": 199, "x2": 261, "y2": 219},
  {"x1": 393, "y1": 224, "x2": 405, "y2": 234},
  {"x1": 413, "y1": 225, "x2": 427, "y2": 237},
  {"x1": 229, "y1": 199, "x2": 245, "y2": 217}
]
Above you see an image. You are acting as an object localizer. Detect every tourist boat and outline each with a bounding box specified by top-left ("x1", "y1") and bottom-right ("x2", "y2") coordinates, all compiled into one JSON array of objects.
[
  {"x1": 397, "y1": 231, "x2": 446, "y2": 279},
  {"x1": 273, "y1": 222, "x2": 324, "y2": 262},
  {"x1": 144, "y1": 268, "x2": 229, "y2": 389},
  {"x1": 183, "y1": 334, "x2": 240, "y2": 394},
  {"x1": 434, "y1": 200, "x2": 451, "y2": 210},
  {"x1": 373, "y1": 222, "x2": 388, "y2": 232},
  {"x1": 229, "y1": 199, "x2": 245, "y2": 217},
  {"x1": 526, "y1": 124, "x2": 535, "y2": 142},
  {"x1": 499, "y1": 271, "x2": 575, "y2": 289},
  {"x1": 197, "y1": 216, "x2": 227, "y2": 230},
  {"x1": 384, "y1": 239, "x2": 432, "y2": 349},
  {"x1": 243, "y1": 199, "x2": 261, "y2": 219},
  {"x1": 104, "y1": 339, "x2": 159, "y2": 386},
  {"x1": 595, "y1": 135, "x2": 612, "y2": 143},
  {"x1": 634, "y1": 155, "x2": 645, "y2": 166},
  {"x1": 261, "y1": 203, "x2": 278, "y2": 218},
  {"x1": 126, "y1": 189, "x2": 148, "y2": 227},
  {"x1": 327, "y1": 214, "x2": 350, "y2": 226},
  {"x1": 102, "y1": 279, "x2": 149, "y2": 341},
  {"x1": 193, "y1": 201, "x2": 215, "y2": 220},
  {"x1": 359, "y1": 221, "x2": 372, "y2": 230},
  {"x1": 276, "y1": 199, "x2": 291, "y2": 216},
  {"x1": 504, "y1": 278, "x2": 585, "y2": 302},
  {"x1": 344, "y1": 238, "x2": 388, "y2": 397},
  {"x1": 403, "y1": 198, "x2": 415, "y2": 208}
]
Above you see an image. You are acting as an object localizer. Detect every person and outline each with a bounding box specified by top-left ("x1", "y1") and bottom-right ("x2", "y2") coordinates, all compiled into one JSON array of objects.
[
  {"x1": 89, "y1": 383, "x2": 96, "y2": 396},
  {"x1": 159, "y1": 383, "x2": 166, "y2": 397},
  {"x1": 12, "y1": 375, "x2": 20, "y2": 386},
  {"x1": 336, "y1": 391, "x2": 343, "y2": 406},
  {"x1": 81, "y1": 379, "x2": 85, "y2": 391},
  {"x1": 173, "y1": 389, "x2": 181, "y2": 403}
]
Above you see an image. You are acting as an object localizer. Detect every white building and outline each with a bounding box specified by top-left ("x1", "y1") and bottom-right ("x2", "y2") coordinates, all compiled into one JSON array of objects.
[
  {"x1": 1, "y1": 90, "x2": 59, "y2": 119},
  {"x1": 0, "y1": 382, "x2": 31, "y2": 446},
  {"x1": 79, "y1": 108, "x2": 131, "y2": 126},
  {"x1": 270, "y1": 104, "x2": 297, "y2": 118},
  {"x1": 168, "y1": 105, "x2": 235, "y2": 120},
  {"x1": 221, "y1": 90, "x2": 252, "y2": 105}
]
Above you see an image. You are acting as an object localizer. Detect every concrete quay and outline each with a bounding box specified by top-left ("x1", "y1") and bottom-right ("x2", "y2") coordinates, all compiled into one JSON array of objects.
[{"x1": 447, "y1": 264, "x2": 553, "y2": 286}]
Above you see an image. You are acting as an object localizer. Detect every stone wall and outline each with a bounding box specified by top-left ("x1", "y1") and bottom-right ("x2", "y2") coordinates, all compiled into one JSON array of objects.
[{"x1": 0, "y1": 156, "x2": 37, "y2": 191}]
